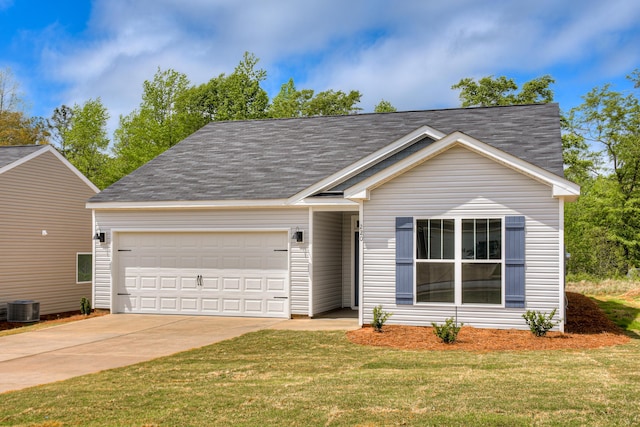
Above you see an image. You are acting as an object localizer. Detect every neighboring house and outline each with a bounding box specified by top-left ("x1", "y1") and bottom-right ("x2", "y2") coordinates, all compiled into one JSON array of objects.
[
  {"x1": 0, "y1": 145, "x2": 99, "y2": 318},
  {"x1": 87, "y1": 104, "x2": 579, "y2": 331}
]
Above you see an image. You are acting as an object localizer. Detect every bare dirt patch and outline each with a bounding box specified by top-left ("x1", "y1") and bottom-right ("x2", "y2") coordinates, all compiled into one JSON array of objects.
[{"x1": 347, "y1": 292, "x2": 630, "y2": 351}]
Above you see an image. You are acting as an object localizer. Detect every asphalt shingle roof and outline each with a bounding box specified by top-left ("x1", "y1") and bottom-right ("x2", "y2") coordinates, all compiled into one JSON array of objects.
[
  {"x1": 90, "y1": 103, "x2": 563, "y2": 203},
  {"x1": 0, "y1": 145, "x2": 46, "y2": 170}
]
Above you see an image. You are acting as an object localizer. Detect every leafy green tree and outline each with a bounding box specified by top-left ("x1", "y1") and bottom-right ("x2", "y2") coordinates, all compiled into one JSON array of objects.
[
  {"x1": 565, "y1": 71, "x2": 640, "y2": 273},
  {"x1": 268, "y1": 78, "x2": 314, "y2": 118},
  {"x1": 108, "y1": 52, "x2": 363, "y2": 185},
  {"x1": 50, "y1": 99, "x2": 111, "y2": 188},
  {"x1": 216, "y1": 52, "x2": 269, "y2": 121},
  {"x1": 179, "y1": 52, "x2": 269, "y2": 125},
  {"x1": 268, "y1": 78, "x2": 361, "y2": 118},
  {"x1": 113, "y1": 68, "x2": 192, "y2": 177},
  {"x1": 451, "y1": 75, "x2": 555, "y2": 107},
  {"x1": 565, "y1": 178, "x2": 627, "y2": 277},
  {"x1": 302, "y1": 89, "x2": 361, "y2": 116},
  {"x1": 374, "y1": 99, "x2": 397, "y2": 113}
]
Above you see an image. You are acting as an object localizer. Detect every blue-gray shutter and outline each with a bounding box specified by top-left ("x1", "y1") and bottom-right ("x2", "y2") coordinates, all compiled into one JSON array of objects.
[
  {"x1": 505, "y1": 215, "x2": 526, "y2": 308},
  {"x1": 396, "y1": 217, "x2": 414, "y2": 305}
]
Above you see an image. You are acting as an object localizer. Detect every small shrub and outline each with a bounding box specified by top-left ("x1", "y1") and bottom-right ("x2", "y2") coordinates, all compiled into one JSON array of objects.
[
  {"x1": 371, "y1": 305, "x2": 392, "y2": 332},
  {"x1": 522, "y1": 308, "x2": 559, "y2": 337},
  {"x1": 432, "y1": 317, "x2": 463, "y2": 344},
  {"x1": 80, "y1": 297, "x2": 92, "y2": 315}
]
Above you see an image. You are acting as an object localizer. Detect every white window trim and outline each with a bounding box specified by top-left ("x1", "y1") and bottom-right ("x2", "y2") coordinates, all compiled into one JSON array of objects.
[
  {"x1": 414, "y1": 217, "x2": 505, "y2": 307},
  {"x1": 76, "y1": 252, "x2": 93, "y2": 284}
]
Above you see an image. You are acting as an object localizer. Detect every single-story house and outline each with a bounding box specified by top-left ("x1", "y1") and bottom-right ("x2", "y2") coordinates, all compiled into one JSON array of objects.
[
  {"x1": 87, "y1": 103, "x2": 579, "y2": 331},
  {"x1": 0, "y1": 145, "x2": 99, "y2": 319}
]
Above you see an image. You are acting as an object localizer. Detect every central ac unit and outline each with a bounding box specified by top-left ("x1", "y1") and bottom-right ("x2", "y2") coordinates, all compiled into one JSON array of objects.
[{"x1": 7, "y1": 300, "x2": 40, "y2": 322}]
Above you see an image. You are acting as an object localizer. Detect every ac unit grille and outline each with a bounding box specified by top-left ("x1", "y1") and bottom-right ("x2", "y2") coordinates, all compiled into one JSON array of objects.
[{"x1": 7, "y1": 300, "x2": 40, "y2": 322}]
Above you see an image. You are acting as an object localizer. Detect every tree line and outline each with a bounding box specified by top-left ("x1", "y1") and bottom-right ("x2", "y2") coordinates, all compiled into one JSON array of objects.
[
  {"x1": 1, "y1": 53, "x2": 638, "y2": 279},
  {"x1": 1, "y1": 52, "x2": 396, "y2": 188},
  {"x1": 454, "y1": 72, "x2": 640, "y2": 279}
]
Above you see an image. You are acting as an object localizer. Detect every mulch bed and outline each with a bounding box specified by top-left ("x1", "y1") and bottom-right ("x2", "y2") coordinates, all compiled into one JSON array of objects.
[
  {"x1": 0, "y1": 310, "x2": 106, "y2": 331},
  {"x1": 347, "y1": 292, "x2": 631, "y2": 351}
]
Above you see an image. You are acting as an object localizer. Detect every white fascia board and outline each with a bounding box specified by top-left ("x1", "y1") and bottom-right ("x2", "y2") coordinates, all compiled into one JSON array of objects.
[
  {"x1": 86, "y1": 198, "x2": 291, "y2": 210},
  {"x1": 553, "y1": 184, "x2": 580, "y2": 201},
  {"x1": 293, "y1": 197, "x2": 359, "y2": 208},
  {"x1": 294, "y1": 199, "x2": 359, "y2": 211},
  {"x1": 344, "y1": 131, "x2": 581, "y2": 200},
  {"x1": 286, "y1": 125, "x2": 446, "y2": 204}
]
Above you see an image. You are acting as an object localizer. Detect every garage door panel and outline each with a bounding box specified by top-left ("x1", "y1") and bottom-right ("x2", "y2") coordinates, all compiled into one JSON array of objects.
[
  {"x1": 180, "y1": 276, "x2": 198, "y2": 290},
  {"x1": 160, "y1": 257, "x2": 177, "y2": 268},
  {"x1": 244, "y1": 299, "x2": 264, "y2": 313},
  {"x1": 267, "y1": 300, "x2": 286, "y2": 313},
  {"x1": 267, "y1": 278, "x2": 286, "y2": 291},
  {"x1": 222, "y1": 299, "x2": 241, "y2": 313},
  {"x1": 245, "y1": 277, "x2": 263, "y2": 291},
  {"x1": 222, "y1": 277, "x2": 241, "y2": 290},
  {"x1": 179, "y1": 298, "x2": 198, "y2": 311},
  {"x1": 201, "y1": 298, "x2": 220, "y2": 312},
  {"x1": 116, "y1": 231, "x2": 289, "y2": 317},
  {"x1": 160, "y1": 277, "x2": 178, "y2": 289},
  {"x1": 202, "y1": 256, "x2": 219, "y2": 268},
  {"x1": 140, "y1": 297, "x2": 158, "y2": 310},
  {"x1": 161, "y1": 298, "x2": 179, "y2": 311},
  {"x1": 140, "y1": 256, "x2": 159, "y2": 268},
  {"x1": 201, "y1": 277, "x2": 219, "y2": 290},
  {"x1": 222, "y1": 256, "x2": 242, "y2": 269},
  {"x1": 140, "y1": 276, "x2": 158, "y2": 289},
  {"x1": 124, "y1": 276, "x2": 137, "y2": 290}
]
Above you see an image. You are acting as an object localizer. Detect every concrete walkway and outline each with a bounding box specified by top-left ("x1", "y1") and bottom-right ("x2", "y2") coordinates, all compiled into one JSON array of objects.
[{"x1": 0, "y1": 313, "x2": 359, "y2": 394}]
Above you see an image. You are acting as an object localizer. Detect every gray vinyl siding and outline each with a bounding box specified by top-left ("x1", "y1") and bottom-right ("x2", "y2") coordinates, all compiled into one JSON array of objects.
[
  {"x1": 311, "y1": 212, "x2": 343, "y2": 315},
  {"x1": 93, "y1": 208, "x2": 310, "y2": 315},
  {"x1": 0, "y1": 151, "x2": 96, "y2": 316},
  {"x1": 361, "y1": 145, "x2": 561, "y2": 330}
]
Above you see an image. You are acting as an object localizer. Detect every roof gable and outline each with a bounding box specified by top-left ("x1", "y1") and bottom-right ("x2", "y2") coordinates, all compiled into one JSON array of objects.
[
  {"x1": 343, "y1": 131, "x2": 580, "y2": 201},
  {"x1": 0, "y1": 145, "x2": 99, "y2": 193},
  {"x1": 89, "y1": 103, "x2": 565, "y2": 205},
  {"x1": 0, "y1": 145, "x2": 45, "y2": 171}
]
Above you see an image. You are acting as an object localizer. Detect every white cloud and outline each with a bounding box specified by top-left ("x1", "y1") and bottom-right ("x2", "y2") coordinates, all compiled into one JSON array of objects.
[{"x1": 29, "y1": 0, "x2": 640, "y2": 136}]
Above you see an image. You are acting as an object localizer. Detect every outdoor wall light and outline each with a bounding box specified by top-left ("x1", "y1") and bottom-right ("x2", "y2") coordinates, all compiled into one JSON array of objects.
[
  {"x1": 292, "y1": 230, "x2": 304, "y2": 243},
  {"x1": 94, "y1": 232, "x2": 106, "y2": 243}
]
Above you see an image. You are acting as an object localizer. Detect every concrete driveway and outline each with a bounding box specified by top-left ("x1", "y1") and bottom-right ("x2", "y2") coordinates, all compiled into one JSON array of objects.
[{"x1": 0, "y1": 313, "x2": 358, "y2": 394}]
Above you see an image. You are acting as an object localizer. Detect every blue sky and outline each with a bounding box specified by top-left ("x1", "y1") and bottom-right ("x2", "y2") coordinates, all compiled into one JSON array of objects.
[{"x1": 1, "y1": 0, "x2": 639, "y2": 137}]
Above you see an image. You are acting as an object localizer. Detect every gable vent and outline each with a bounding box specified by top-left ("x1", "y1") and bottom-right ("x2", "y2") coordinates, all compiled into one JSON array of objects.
[{"x1": 7, "y1": 300, "x2": 40, "y2": 322}]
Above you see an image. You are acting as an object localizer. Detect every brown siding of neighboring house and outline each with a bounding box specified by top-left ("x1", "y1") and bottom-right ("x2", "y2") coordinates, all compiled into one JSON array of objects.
[{"x1": 0, "y1": 150, "x2": 96, "y2": 316}]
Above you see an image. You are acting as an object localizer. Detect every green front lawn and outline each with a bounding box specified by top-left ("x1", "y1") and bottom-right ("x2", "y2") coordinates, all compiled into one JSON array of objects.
[{"x1": 1, "y1": 327, "x2": 639, "y2": 426}]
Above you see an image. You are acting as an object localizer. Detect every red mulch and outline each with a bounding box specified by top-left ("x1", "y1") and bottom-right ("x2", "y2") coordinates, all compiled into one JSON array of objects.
[
  {"x1": 347, "y1": 292, "x2": 631, "y2": 351},
  {"x1": 0, "y1": 310, "x2": 107, "y2": 331}
]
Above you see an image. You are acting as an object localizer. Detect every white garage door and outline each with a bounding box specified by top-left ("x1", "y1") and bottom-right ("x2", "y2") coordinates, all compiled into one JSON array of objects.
[{"x1": 115, "y1": 231, "x2": 289, "y2": 318}]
